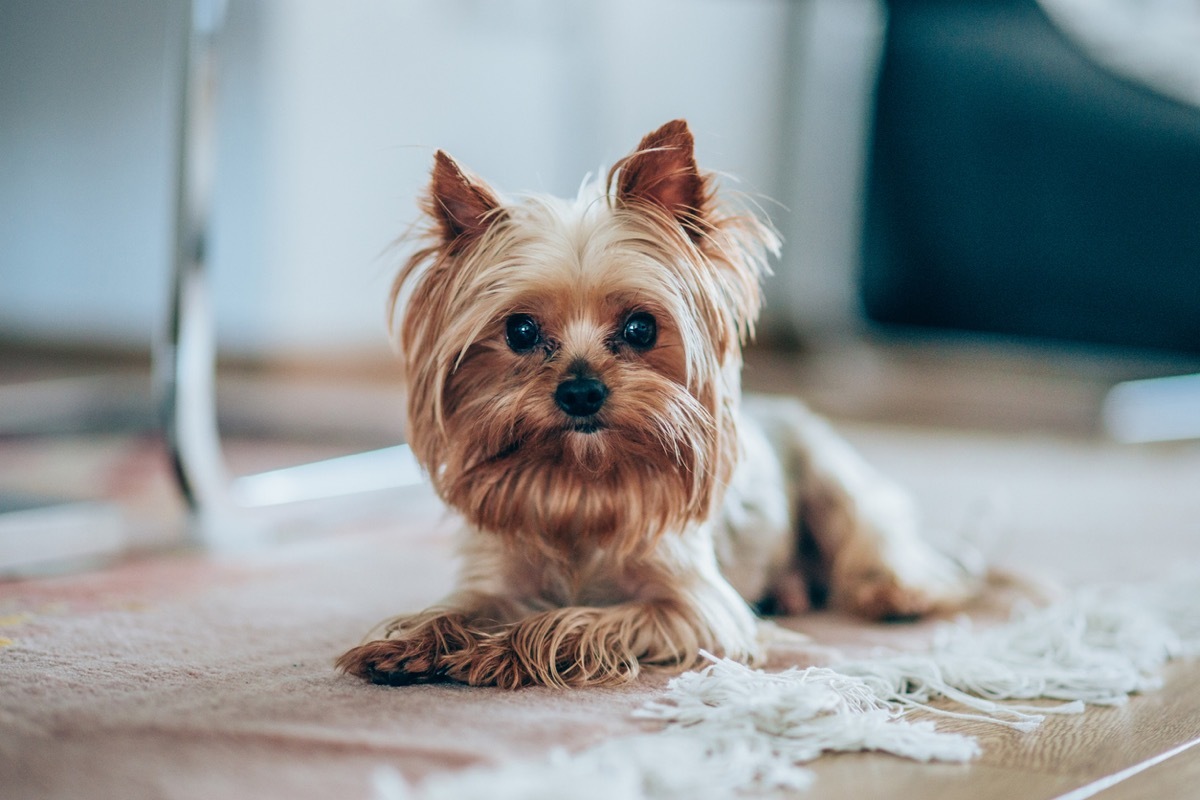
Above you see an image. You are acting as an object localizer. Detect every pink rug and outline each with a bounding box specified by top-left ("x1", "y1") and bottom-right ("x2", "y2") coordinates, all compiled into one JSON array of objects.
[{"x1": 0, "y1": 484, "x2": 999, "y2": 799}]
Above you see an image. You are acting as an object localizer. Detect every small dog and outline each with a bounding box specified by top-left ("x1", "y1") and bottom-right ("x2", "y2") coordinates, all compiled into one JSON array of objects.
[{"x1": 338, "y1": 120, "x2": 973, "y2": 688}]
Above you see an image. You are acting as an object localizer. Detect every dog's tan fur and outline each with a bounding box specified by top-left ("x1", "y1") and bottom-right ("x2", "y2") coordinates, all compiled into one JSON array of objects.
[{"x1": 337, "y1": 120, "x2": 974, "y2": 688}]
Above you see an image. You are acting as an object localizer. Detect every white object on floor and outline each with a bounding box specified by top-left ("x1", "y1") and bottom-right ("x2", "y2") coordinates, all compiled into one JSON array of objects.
[
  {"x1": 0, "y1": 499, "x2": 126, "y2": 574},
  {"x1": 1103, "y1": 372, "x2": 1200, "y2": 443},
  {"x1": 231, "y1": 445, "x2": 423, "y2": 508}
]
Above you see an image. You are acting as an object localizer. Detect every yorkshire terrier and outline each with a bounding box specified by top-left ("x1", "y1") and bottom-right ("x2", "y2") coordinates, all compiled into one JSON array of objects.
[{"x1": 338, "y1": 120, "x2": 974, "y2": 688}]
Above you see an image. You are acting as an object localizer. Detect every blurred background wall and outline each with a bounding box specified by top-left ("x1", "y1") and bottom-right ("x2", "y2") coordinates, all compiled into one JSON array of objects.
[
  {"x1": 1, "y1": 0, "x2": 180, "y2": 352},
  {"x1": 3, "y1": 0, "x2": 1198, "y2": 366},
  {"x1": 0, "y1": 0, "x2": 883, "y2": 362}
]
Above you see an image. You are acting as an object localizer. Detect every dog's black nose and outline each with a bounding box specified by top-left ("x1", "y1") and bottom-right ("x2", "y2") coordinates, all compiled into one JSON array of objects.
[{"x1": 555, "y1": 377, "x2": 608, "y2": 417}]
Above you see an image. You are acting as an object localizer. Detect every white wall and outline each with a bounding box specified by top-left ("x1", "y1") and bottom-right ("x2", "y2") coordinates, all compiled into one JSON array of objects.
[
  {"x1": 1, "y1": 0, "x2": 881, "y2": 360},
  {"x1": 210, "y1": 0, "x2": 793, "y2": 359}
]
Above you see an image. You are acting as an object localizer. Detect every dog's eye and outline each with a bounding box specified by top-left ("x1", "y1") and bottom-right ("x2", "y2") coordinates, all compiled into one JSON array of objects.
[
  {"x1": 621, "y1": 312, "x2": 657, "y2": 350},
  {"x1": 505, "y1": 314, "x2": 541, "y2": 352}
]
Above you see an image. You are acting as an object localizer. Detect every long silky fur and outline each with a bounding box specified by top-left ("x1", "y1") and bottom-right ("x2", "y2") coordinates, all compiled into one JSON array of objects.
[
  {"x1": 345, "y1": 120, "x2": 785, "y2": 688},
  {"x1": 391, "y1": 147, "x2": 776, "y2": 559}
]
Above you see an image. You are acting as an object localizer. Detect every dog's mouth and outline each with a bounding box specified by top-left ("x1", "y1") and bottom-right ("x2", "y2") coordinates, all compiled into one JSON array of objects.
[
  {"x1": 485, "y1": 419, "x2": 605, "y2": 463},
  {"x1": 566, "y1": 419, "x2": 604, "y2": 435}
]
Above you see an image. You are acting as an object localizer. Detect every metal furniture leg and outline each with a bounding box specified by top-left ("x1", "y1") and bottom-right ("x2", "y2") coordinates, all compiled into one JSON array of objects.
[{"x1": 157, "y1": 0, "x2": 420, "y2": 547}]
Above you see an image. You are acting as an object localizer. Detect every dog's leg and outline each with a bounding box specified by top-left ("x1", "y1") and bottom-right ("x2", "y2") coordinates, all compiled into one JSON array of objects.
[
  {"x1": 339, "y1": 589, "x2": 752, "y2": 689},
  {"x1": 438, "y1": 583, "x2": 759, "y2": 688},
  {"x1": 747, "y1": 397, "x2": 976, "y2": 620},
  {"x1": 433, "y1": 544, "x2": 761, "y2": 689},
  {"x1": 341, "y1": 525, "x2": 761, "y2": 688}
]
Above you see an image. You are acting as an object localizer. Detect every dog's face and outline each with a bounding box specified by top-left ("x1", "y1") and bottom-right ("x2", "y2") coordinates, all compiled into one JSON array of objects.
[{"x1": 394, "y1": 121, "x2": 776, "y2": 555}]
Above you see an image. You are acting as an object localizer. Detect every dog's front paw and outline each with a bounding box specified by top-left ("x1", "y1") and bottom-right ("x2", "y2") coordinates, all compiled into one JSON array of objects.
[
  {"x1": 440, "y1": 608, "x2": 641, "y2": 689},
  {"x1": 336, "y1": 613, "x2": 475, "y2": 685},
  {"x1": 337, "y1": 638, "x2": 441, "y2": 685}
]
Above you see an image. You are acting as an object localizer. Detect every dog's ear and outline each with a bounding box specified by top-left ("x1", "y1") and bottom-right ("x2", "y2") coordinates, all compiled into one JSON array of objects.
[
  {"x1": 428, "y1": 150, "x2": 503, "y2": 249},
  {"x1": 612, "y1": 119, "x2": 711, "y2": 238}
]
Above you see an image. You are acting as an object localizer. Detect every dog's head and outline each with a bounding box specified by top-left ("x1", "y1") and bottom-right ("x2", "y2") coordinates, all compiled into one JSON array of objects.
[{"x1": 393, "y1": 120, "x2": 777, "y2": 555}]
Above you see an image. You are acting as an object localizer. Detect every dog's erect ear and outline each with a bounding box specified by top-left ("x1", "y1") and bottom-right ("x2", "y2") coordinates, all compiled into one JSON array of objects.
[
  {"x1": 613, "y1": 119, "x2": 710, "y2": 237},
  {"x1": 429, "y1": 150, "x2": 503, "y2": 248}
]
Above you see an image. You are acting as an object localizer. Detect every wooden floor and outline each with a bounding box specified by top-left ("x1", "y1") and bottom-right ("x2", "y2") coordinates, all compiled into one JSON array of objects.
[
  {"x1": 799, "y1": 662, "x2": 1200, "y2": 799},
  {"x1": 2, "y1": 335, "x2": 1199, "y2": 798}
]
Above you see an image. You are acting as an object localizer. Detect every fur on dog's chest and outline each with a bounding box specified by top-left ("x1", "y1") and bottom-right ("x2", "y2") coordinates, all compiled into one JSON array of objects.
[
  {"x1": 714, "y1": 396, "x2": 805, "y2": 604},
  {"x1": 458, "y1": 396, "x2": 810, "y2": 612},
  {"x1": 510, "y1": 550, "x2": 668, "y2": 608}
]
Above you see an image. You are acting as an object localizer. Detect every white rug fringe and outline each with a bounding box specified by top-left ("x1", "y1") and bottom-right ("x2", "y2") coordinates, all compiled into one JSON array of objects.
[{"x1": 375, "y1": 573, "x2": 1200, "y2": 799}]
